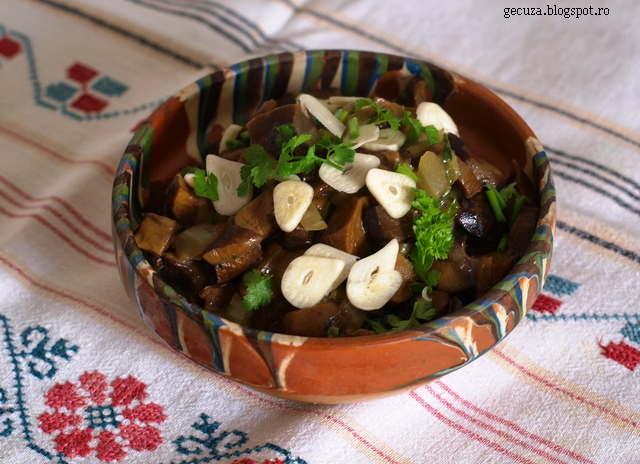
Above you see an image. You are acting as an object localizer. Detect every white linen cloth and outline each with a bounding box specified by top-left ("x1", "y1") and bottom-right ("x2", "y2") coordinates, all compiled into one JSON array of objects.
[{"x1": 1, "y1": 0, "x2": 639, "y2": 462}]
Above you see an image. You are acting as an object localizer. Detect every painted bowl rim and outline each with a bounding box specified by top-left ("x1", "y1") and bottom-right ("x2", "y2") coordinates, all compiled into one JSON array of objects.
[{"x1": 112, "y1": 49, "x2": 556, "y2": 354}]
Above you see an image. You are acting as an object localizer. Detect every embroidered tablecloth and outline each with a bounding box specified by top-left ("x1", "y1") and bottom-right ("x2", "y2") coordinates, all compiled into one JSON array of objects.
[{"x1": 1, "y1": 1, "x2": 640, "y2": 463}]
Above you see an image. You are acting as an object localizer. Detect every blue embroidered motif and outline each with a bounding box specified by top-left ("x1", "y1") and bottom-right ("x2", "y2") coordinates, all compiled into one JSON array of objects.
[
  {"x1": 621, "y1": 320, "x2": 640, "y2": 345},
  {"x1": 0, "y1": 314, "x2": 76, "y2": 463},
  {"x1": 45, "y1": 82, "x2": 78, "y2": 102},
  {"x1": 92, "y1": 76, "x2": 128, "y2": 97},
  {"x1": 543, "y1": 274, "x2": 581, "y2": 297},
  {"x1": 170, "y1": 414, "x2": 307, "y2": 464}
]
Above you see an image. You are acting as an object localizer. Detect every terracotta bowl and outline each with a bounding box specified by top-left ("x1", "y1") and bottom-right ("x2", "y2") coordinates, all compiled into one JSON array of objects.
[{"x1": 112, "y1": 50, "x2": 556, "y2": 404}]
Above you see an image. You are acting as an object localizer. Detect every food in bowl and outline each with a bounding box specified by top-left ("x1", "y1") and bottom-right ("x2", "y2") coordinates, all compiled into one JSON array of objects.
[{"x1": 132, "y1": 88, "x2": 538, "y2": 338}]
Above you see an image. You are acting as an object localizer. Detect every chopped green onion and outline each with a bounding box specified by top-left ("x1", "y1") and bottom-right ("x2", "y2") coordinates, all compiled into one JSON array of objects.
[
  {"x1": 239, "y1": 131, "x2": 250, "y2": 142},
  {"x1": 327, "y1": 326, "x2": 340, "y2": 338},
  {"x1": 347, "y1": 117, "x2": 360, "y2": 140},
  {"x1": 334, "y1": 108, "x2": 349, "y2": 122},
  {"x1": 486, "y1": 184, "x2": 506, "y2": 210},
  {"x1": 442, "y1": 135, "x2": 453, "y2": 161},
  {"x1": 485, "y1": 189, "x2": 507, "y2": 223},
  {"x1": 509, "y1": 195, "x2": 526, "y2": 227},
  {"x1": 226, "y1": 139, "x2": 248, "y2": 150},
  {"x1": 497, "y1": 233, "x2": 509, "y2": 252}
]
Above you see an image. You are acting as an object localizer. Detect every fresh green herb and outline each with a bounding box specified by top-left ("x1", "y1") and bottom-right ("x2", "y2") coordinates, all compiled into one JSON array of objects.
[
  {"x1": 242, "y1": 270, "x2": 272, "y2": 310},
  {"x1": 347, "y1": 117, "x2": 360, "y2": 140},
  {"x1": 334, "y1": 108, "x2": 349, "y2": 122},
  {"x1": 239, "y1": 131, "x2": 250, "y2": 142},
  {"x1": 368, "y1": 298, "x2": 436, "y2": 334},
  {"x1": 327, "y1": 326, "x2": 340, "y2": 338},
  {"x1": 192, "y1": 168, "x2": 219, "y2": 201},
  {"x1": 409, "y1": 189, "x2": 457, "y2": 287},
  {"x1": 499, "y1": 182, "x2": 518, "y2": 205},
  {"x1": 237, "y1": 135, "x2": 356, "y2": 196},
  {"x1": 485, "y1": 187, "x2": 507, "y2": 223},
  {"x1": 354, "y1": 98, "x2": 402, "y2": 130},
  {"x1": 509, "y1": 194, "x2": 526, "y2": 227},
  {"x1": 401, "y1": 110, "x2": 439, "y2": 145},
  {"x1": 274, "y1": 124, "x2": 296, "y2": 149},
  {"x1": 396, "y1": 163, "x2": 419, "y2": 183},
  {"x1": 315, "y1": 135, "x2": 356, "y2": 166},
  {"x1": 225, "y1": 139, "x2": 248, "y2": 151},
  {"x1": 442, "y1": 133, "x2": 453, "y2": 161},
  {"x1": 497, "y1": 233, "x2": 509, "y2": 252}
]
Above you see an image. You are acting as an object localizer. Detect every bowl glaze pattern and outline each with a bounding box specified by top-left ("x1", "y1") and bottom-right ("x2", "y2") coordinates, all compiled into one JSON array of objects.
[{"x1": 112, "y1": 50, "x2": 556, "y2": 403}]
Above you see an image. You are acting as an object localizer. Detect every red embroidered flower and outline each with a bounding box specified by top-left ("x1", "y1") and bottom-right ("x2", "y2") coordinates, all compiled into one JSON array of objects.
[{"x1": 38, "y1": 371, "x2": 166, "y2": 462}]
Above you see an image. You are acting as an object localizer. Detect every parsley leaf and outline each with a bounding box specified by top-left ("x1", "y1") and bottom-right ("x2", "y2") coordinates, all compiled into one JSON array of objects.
[
  {"x1": 242, "y1": 270, "x2": 272, "y2": 310},
  {"x1": 353, "y1": 98, "x2": 402, "y2": 130},
  {"x1": 410, "y1": 188, "x2": 457, "y2": 286},
  {"x1": 192, "y1": 168, "x2": 219, "y2": 201},
  {"x1": 401, "y1": 110, "x2": 439, "y2": 146},
  {"x1": 316, "y1": 135, "x2": 356, "y2": 166},
  {"x1": 367, "y1": 298, "x2": 436, "y2": 334},
  {"x1": 237, "y1": 144, "x2": 275, "y2": 196},
  {"x1": 396, "y1": 163, "x2": 419, "y2": 183},
  {"x1": 274, "y1": 124, "x2": 296, "y2": 148},
  {"x1": 499, "y1": 182, "x2": 518, "y2": 204}
]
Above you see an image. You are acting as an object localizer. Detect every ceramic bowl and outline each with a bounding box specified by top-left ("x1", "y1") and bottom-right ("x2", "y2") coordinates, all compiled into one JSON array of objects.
[{"x1": 112, "y1": 50, "x2": 556, "y2": 404}]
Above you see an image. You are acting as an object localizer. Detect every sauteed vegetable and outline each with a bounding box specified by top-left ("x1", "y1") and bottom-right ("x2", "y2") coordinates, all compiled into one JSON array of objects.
[{"x1": 136, "y1": 90, "x2": 538, "y2": 338}]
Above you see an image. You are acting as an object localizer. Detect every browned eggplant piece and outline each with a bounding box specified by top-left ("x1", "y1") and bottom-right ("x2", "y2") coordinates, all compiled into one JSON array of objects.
[
  {"x1": 282, "y1": 301, "x2": 365, "y2": 338},
  {"x1": 166, "y1": 174, "x2": 215, "y2": 226},
  {"x1": 466, "y1": 156, "x2": 508, "y2": 189},
  {"x1": 134, "y1": 213, "x2": 177, "y2": 256},
  {"x1": 254, "y1": 99, "x2": 278, "y2": 116},
  {"x1": 251, "y1": 298, "x2": 296, "y2": 333},
  {"x1": 430, "y1": 291, "x2": 451, "y2": 319},
  {"x1": 454, "y1": 154, "x2": 483, "y2": 198},
  {"x1": 389, "y1": 253, "x2": 417, "y2": 305},
  {"x1": 213, "y1": 245, "x2": 263, "y2": 284},
  {"x1": 456, "y1": 193, "x2": 496, "y2": 239},
  {"x1": 233, "y1": 188, "x2": 278, "y2": 238},
  {"x1": 475, "y1": 252, "x2": 517, "y2": 297},
  {"x1": 507, "y1": 206, "x2": 539, "y2": 255},
  {"x1": 364, "y1": 205, "x2": 415, "y2": 247},
  {"x1": 245, "y1": 104, "x2": 318, "y2": 156},
  {"x1": 510, "y1": 159, "x2": 538, "y2": 204},
  {"x1": 162, "y1": 252, "x2": 210, "y2": 298},
  {"x1": 200, "y1": 284, "x2": 237, "y2": 313},
  {"x1": 201, "y1": 189, "x2": 278, "y2": 283},
  {"x1": 431, "y1": 238, "x2": 477, "y2": 293},
  {"x1": 320, "y1": 194, "x2": 374, "y2": 257},
  {"x1": 398, "y1": 75, "x2": 432, "y2": 107}
]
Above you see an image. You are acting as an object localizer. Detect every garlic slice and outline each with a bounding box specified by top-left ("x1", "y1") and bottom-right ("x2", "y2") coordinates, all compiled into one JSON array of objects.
[
  {"x1": 298, "y1": 94, "x2": 345, "y2": 137},
  {"x1": 346, "y1": 239, "x2": 403, "y2": 310},
  {"x1": 219, "y1": 124, "x2": 243, "y2": 153},
  {"x1": 361, "y1": 128, "x2": 406, "y2": 151},
  {"x1": 205, "y1": 155, "x2": 252, "y2": 216},
  {"x1": 183, "y1": 172, "x2": 196, "y2": 188},
  {"x1": 281, "y1": 256, "x2": 345, "y2": 308},
  {"x1": 365, "y1": 168, "x2": 416, "y2": 219},
  {"x1": 305, "y1": 243, "x2": 358, "y2": 287},
  {"x1": 342, "y1": 124, "x2": 379, "y2": 149},
  {"x1": 318, "y1": 153, "x2": 380, "y2": 194},
  {"x1": 273, "y1": 180, "x2": 314, "y2": 233},
  {"x1": 416, "y1": 102, "x2": 459, "y2": 136}
]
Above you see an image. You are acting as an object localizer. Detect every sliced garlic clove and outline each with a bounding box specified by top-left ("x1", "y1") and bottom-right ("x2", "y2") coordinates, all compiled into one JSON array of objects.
[
  {"x1": 365, "y1": 168, "x2": 416, "y2": 219},
  {"x1": 281, "y1": 255, "x2": 345, "y2": 308},
  {"x1": 183, "y1": 172, "x2": 196, "y2": 188},
  {"x1": 273, "y1": 180, "x2": 314, "y2": 232},
  {"x1": 305, "y1": 243, "x2": 358, "y2": 286},
  {"x1": 298, "y1": 94, "x2": 345, "y2": 137},
  {"x1": 346, "y1": 239, "x2": 402, "y2": 310},
  {"x1": 416, "y1": 102, "x2": 459, "y2": 136},
  {"x1": 318, "y1": 153, "x2": 380, "y2": 194},
  {"x1": 343, "y1": 124, "x2": 379, "y2": 149},
  {"x1": 361, "y1": 128, "x2": 406, "y2": 151},
  {"x1": 206, "y1": 155, "x2": 252, "y2": 216},
  {"x1": 219, "y1": 124, "x2": 243, "y2": 153}
]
